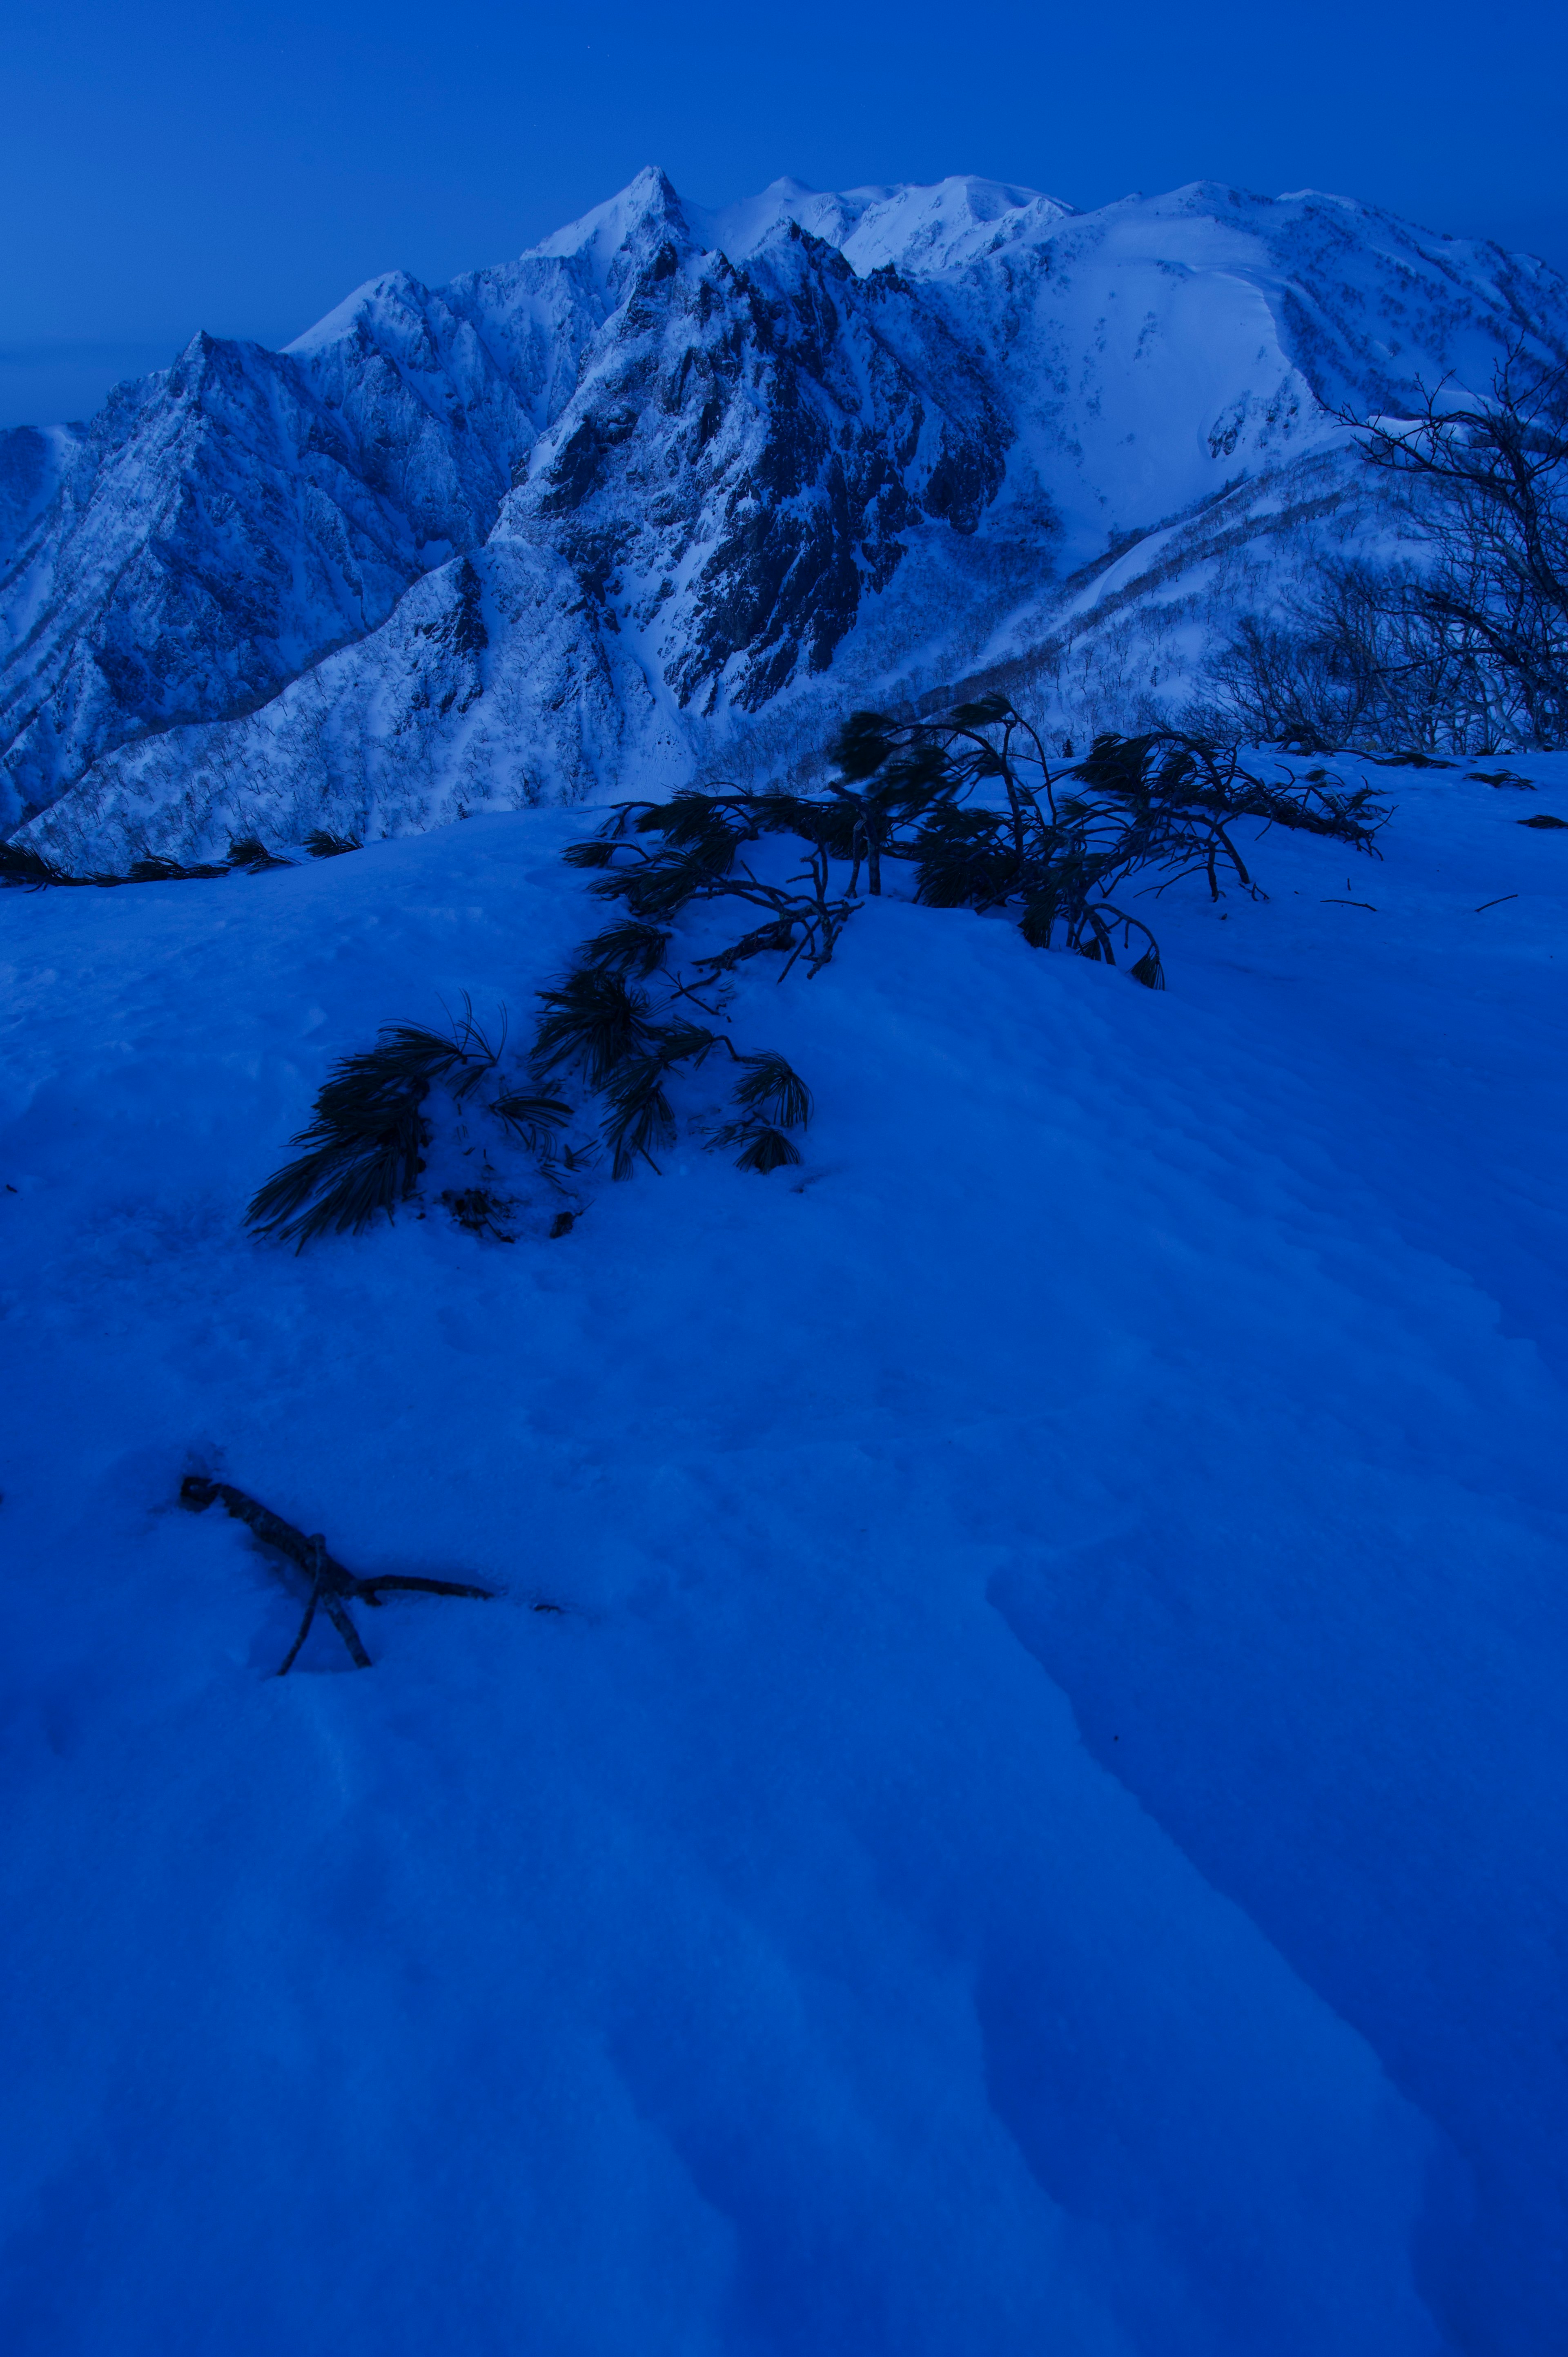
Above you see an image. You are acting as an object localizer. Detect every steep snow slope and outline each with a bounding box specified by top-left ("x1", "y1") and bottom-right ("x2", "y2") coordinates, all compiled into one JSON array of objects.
[
  {"x1": 2, "y1": 761, "x2": 1566, "y2": 2354},
  {"x1": 7, "y1": 168, "x2": 1568, "y2": 864},
  {"x1": 0, "y1": 425, "x2": 78, "y2": 573}
]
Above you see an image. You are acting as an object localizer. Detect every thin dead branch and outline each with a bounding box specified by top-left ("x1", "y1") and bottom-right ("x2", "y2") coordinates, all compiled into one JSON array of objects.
[{"x1": 180, "y1": 1475, "x2": 494, "y2": 1673}]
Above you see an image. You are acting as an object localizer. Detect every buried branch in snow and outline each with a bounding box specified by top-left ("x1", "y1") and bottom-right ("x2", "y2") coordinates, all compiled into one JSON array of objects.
[{"x1": 180, "y1": 1476, "x2": 494, "y2": 1674}]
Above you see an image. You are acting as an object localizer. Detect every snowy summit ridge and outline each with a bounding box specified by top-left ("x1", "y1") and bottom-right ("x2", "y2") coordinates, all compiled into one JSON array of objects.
[{"x1": 2, "y1": 165, "x2": 1565, "y2": 863}]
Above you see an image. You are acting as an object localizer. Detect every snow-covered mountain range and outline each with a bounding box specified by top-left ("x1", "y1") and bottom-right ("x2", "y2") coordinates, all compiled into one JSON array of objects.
[{"x1": 4, "y1": 167, "x2": 1566, "y2": 864}]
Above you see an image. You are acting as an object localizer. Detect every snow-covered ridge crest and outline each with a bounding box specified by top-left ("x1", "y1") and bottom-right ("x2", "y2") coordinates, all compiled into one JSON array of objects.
[
  {"x1": 685, "y1": 172, "x2": 1076, "y2": 278},
  {"x1": 4, "y1": 166, "x2": 1566, "y2": 865}
]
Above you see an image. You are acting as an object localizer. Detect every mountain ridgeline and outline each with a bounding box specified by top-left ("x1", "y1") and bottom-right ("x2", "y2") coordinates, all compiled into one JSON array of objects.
[{"x1": 2, "y1": 167, "x2": 1565, "y2": 865}]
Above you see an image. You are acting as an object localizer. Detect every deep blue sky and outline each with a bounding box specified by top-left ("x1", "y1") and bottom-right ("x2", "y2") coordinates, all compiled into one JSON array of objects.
[{"x1": 3, "y1": 0, "x2": 1565, "y2": 428}]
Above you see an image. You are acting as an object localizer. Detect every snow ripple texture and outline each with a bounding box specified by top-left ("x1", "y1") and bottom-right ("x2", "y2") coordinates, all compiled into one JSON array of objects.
[{"x1": 2, "y1": 168, "x2": 1566, "y2": 864}]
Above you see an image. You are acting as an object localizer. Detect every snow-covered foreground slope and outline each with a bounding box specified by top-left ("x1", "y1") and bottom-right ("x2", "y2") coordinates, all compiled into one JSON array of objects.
[
  {"x1": 2, "y1": 764, "x2": 1566, "y2": 2353},
  {"x1": 6, "y1": 168, "x2": 1567, "y2": 866}
]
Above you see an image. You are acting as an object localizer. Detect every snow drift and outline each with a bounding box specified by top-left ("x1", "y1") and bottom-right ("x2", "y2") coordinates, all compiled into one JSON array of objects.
[{"x1": 2, "y1": 752, "x2": 1566, "y2": 2351}]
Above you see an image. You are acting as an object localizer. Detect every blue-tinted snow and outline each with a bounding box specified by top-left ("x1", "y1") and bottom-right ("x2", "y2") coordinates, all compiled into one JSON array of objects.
[{"x1": 1, "y1": 760, "x2": 1565, "y2": 2353}]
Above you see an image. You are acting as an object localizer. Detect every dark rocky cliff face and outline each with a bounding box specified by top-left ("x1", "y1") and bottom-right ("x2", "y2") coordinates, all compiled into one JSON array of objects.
[{"x1": 511, "y1": 221, "x2": 1009, "y2": 716}]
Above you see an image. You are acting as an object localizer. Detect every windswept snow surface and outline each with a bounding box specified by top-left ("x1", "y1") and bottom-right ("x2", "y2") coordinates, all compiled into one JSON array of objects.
[{"x1": 2, "y1": 763, "x2": 1567, "y2": 2353}]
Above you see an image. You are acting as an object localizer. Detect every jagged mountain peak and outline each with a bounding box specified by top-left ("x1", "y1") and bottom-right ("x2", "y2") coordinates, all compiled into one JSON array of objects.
[
  {"x1": 530, "y1": 164, "x2": 691, "y2": 296},
  {"x1": 279, "y1": 168, "x2": 691, "y2": 374}
]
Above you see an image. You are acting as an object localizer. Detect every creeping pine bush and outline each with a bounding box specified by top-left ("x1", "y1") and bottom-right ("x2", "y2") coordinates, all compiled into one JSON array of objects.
[
  {"x1": 247, "y1": 700, "x2": 1387, "y2": 1248},
  {"x1": 565, "y1": 694, "x2": 1385, "y2": 988},
  {"x1": 247, "y1": 1005, "x2": 568, "y2": 1249},
  {"x1": 0, "y1": 828, "x2": 329, "y2": 891}
]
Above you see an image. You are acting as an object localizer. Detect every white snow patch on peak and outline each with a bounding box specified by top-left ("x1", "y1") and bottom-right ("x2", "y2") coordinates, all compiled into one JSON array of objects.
[
  {"x1": 689, "y1": 174, "x2": 1075, "y2": 279},
  {"x1": 838, "y1": 176, "x2": 1076, "y2": 278},
  {"x1": 683, "y1": 176, "x2": 850, "y2": 263},
  {"x1": 285, "y1": 270, "x2": 431, "y2": 356},
  {"x1": 528, "y1": 165, "x2": 688, "y2": 284}
]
